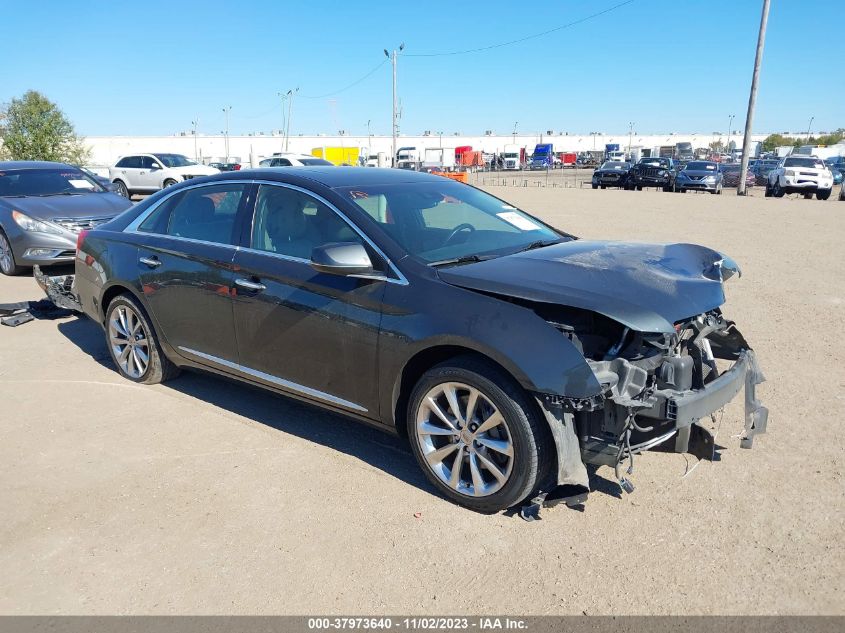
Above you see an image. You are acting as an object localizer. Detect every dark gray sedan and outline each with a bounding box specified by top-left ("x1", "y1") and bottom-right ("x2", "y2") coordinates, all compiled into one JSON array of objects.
[
  {"x1": 70, "y1": 167, "x2": 768, "y2": 513},
  {"x1": 675, "y1": 161, "x2": 723, "y2": 194},
  {"x1": 0, "y1": 161, "x2": 132, "y2": 275}
]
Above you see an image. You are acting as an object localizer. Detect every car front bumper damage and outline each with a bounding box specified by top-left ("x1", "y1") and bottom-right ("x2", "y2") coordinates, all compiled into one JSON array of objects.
[{"x1": 525, "y1": 324, "x2": 767, "y2": 518}]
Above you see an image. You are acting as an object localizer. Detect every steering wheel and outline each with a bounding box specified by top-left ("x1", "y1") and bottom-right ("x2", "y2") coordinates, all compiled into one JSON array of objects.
[{"x1": 444, "y1": 223, "x2": 475, "y2": 246}]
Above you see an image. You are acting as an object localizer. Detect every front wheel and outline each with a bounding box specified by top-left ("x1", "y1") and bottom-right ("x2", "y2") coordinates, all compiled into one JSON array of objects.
[
  {"x1": 163, "y1": 178, "x2": 179, "y2": 188},
  {"x1": 592, "y1": 184, "x2": 598, "y2": 189},
  {"x1": 0, "y1": 229, "x2": 26, "y2": 276},
  {"x1": 105, "y1": 294, "x2": 180, "y2": 385},
  {"x1": 113, "y1": 180, "x2": 129, "y2": 198},
  {"x1": 407, "y1": 358, "x2": 551, "y2": 513},
  {"x1": 773, "y1": 182, "x2": 785, "y2": 198},
  {"x1": 817, "y1": 189, "x2": 831, "y2": 201}
]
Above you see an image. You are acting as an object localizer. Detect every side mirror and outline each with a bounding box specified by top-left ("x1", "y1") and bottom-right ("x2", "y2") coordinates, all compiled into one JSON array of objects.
[
  {"x1": 310, "y1": 242, "x2": 373, "y2": 276},
  {"x1": 150, "y1": 164, "x2": 161, "y2": 170}
]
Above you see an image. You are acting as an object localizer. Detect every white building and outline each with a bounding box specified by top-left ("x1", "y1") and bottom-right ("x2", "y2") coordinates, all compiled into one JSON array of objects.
[{"x1": 83, "y1": 132, "x2": 769, "y2": 168}]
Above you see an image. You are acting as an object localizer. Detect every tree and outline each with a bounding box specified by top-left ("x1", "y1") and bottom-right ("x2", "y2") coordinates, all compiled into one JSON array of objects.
[{"x1": 0, "y1": 90, "x2": 90, "y2": 164}]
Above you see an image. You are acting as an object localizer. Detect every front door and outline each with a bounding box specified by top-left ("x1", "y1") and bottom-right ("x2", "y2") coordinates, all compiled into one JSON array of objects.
[
  {"x1": 133, "y1": 181, "x2": 251, "y2": 364},
  {"x1": 231, "y1": 183, "x2": 385, "y2": 417}
]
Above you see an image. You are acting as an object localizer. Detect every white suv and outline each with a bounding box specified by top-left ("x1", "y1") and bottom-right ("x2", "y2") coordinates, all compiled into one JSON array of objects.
[
  {"x1": 765, "y1": 155, "x2": 834, "y2": 200},
  {"x1": 257, "y1": 153, "x2": 333, "y2": 167},
  {"x1": 109, "y1": 153, "x2": 219, "y2": 198}
]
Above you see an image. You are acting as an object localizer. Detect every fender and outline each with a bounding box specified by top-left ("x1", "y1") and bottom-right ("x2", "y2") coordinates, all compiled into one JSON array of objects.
[{"x1": 378, "y1": 278, "x2": 602, "y2": 427}]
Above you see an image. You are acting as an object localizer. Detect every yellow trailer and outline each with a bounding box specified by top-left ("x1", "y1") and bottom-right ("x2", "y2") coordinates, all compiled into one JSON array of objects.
[{"x1": 311, "y1": 147, "x2": 360, "y2": 166}]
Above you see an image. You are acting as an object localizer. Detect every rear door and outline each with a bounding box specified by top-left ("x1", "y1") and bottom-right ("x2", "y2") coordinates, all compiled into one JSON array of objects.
[
  {"x1": 230, "y1": 182, "x2": 386, "y2": 417},
  {"x1": 131, "y1": 181, "x2": 252, "y2": 365},
  {"x1": 114, "y1": 156, "x2": 144, "y2": 190}
]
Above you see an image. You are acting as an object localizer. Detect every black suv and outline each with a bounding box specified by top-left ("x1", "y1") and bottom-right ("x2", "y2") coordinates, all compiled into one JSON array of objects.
[{"x1": 627, "y1": 157, "x2": 677, "y2": 192}]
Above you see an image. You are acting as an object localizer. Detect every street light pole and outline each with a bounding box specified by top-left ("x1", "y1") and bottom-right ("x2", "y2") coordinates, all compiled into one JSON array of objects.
[
  {"x1": 385, "y1": 44, "x2": 404, "y2": 167},
  {"x1": 285, "y1": 88, "x2": 298, "y2": 152},
  {"x1": 191, "y1": 117, "x2": 199, "y2": 162},
  {"x1": 806, "y1": 116, "x2": 814, "y2": 141},
  {"x1": 727, "y1": 114, "x2": 735, "y2": 151},
  {"x1": 737, "y1": 0, "x2": 770, "y2": 196},
  {"x1": 222, "y1": 106, "x2": 231, "y2": 161},
  {"x1": 628, "y1": 122, "x2": 634, "y2": 157}
]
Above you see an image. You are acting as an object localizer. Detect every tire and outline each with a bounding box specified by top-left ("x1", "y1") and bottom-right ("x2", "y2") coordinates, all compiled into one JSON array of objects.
[
  {"x1": 407, "y1": 357, "x2": 551, "y2": 513},
  {"x1": 163, "y1": 178, "x2": 179, "y2": 188},
  {"x1": 636, "y1": 186, "x2": 642, "y2": 191},
  {"x1": 113, "y1": 180, "x2": 129, "y2": 198},
  {"x1": 804, "y1": 193, "x2": 813, "y2": 200},
  {"x1": 773, "y1": 182, "x2": 785, "y2": 198},
  {"x1": 663, "y1": 184, "x2": 673, "y2": 192},
  {"x1": 600, "y1": 185, "x2": 606, "y2": 190},
  {"x1": 765, "y1": 183, "x2": 772, "y2": 197},
  {"x1": 678, "y1": 188, "x2": 686, "y2": 193},
  {"x1": 0, "y1": 228, "x2": 26, "y2": 276},
  {"x1": 104, "y1": 294, "x2": 180, "y2": 385},
  {"x1": 817, "y1": 189, "x2": 831, "y2": 201},
  {"x1": 592, "y1": 184, "x2": 598, "y2": 189},
  {"x1": 840, "y1": 188, "x2": 845, "y2": 201}
]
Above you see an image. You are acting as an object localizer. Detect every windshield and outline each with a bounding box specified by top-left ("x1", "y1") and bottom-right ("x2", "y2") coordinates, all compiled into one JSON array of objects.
[
  {"x1": 503, "y1": 153, "x2": 518, "y2": 158},
  {"x1": 155, "y1": 154, "x2": 196, "y2": 168},
  {"x1": 685, "y1": 162, "x2": 717, "y2": 171},
  {"x1": 339, "y1": 181, "x2": 564, "y2": 264},
  {"x1": 600, "y1": 161, "x2": 630, "y2": 170},
  {"x1": 299, "y1": 158, "x2": 333, "y2": 166},
  {"x1": 0, "y1": 168, "x2": 105, "y2": 196},
  {"x1": 784, "y1": 157, "x2": 825, "y2": 169},
  {"x1": 639, "y1": 158, "x2": 669, "y2": 167},
  {"x1": 721, "y1": 164, "x2": 740, "y2": 172}
]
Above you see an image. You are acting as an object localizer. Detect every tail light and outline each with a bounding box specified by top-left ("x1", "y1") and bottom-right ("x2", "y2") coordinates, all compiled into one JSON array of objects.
[
  {"x1": 234, "y1": 164, "x2": 241, "y2": 170},
  {"x1": 76, "y1": 229, "x2": 89, "y2": 253}
]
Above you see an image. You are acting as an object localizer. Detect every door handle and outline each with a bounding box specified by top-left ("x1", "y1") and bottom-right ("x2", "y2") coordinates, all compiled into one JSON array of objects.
[
  {"x1": 234, "y1": 278, "x2": 266, "y2": 292},
  {"x1": 139, "y1": 256, "x2": 161, "y2": 268}
]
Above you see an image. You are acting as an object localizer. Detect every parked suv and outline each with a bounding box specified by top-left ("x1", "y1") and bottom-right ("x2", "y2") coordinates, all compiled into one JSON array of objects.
[
  {"x1": 765, "y1": 155, "x2": 834, "y2": 200},
  {"x1": 109, "y1": 154, "x2": 219, "y2": 198},
  {"x1": 627, "y1": 157, "x2": 676, "y2": 191}
]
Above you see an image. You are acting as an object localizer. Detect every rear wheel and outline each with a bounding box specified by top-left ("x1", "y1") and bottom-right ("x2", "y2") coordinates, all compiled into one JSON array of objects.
[
  {"x1": 105, "y1": 294, "x2": 180, "y2": 385},
  {"x1": 804, "y1": 192, "x2": 813, "y2": 199},
  {"x1": 407, "y1": 358, "x2": 551, "y2": 513},
  {"x1": 0, "y1": 229, "x2": 26, "y2": 276},
  {"x1": 817, "y1": 189, "x2": 831, "y2": 201}
]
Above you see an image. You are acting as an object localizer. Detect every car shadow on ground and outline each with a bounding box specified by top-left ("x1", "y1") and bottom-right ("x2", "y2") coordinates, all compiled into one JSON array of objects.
[{"x1": 56, "y1": 315, "x2": 434, "y2": 497}]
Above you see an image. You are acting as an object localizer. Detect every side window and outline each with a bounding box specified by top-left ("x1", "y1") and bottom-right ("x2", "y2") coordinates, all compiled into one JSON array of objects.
[
  {"x1": 250, "y1": 185, "x2": 361, "y2": 260},
  {"x1": 277, "y1": 158, "x2": 292, "y2": 166},
  {"x1": 115, "y1": 157, "x2": 131, "y2": 168},
  {"x1": 140, "y1": 157, "x2": 156, "y2": 169},
  {"x1": 138, "y1": 183, "x2": 246, "y2": 245}
]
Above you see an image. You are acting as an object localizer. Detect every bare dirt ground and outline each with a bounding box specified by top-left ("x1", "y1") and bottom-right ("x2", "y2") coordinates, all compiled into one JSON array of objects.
[{"x1": 0, "y1": 185, "x2": 843, "y2": 615}]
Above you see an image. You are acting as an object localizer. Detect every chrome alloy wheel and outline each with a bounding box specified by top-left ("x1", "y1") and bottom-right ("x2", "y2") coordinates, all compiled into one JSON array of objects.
[
  {"x1": 415, "y1": 382, "x2": 514, "y2": 497},
  {"x1": 0, "y1": 232, "x2": 12, "y2": 273},
  {"x1": 109, "y1": 305, "x2": 150, "y2": 378}
]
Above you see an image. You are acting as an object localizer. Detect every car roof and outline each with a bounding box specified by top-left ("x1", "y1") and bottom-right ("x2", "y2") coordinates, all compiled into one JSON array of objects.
[
  {"x1": 218, "y1": 166, "x2": 448, "y2": 188},
  {"x1": 0, "y1": 160, "x2": 78, "y2": 170}
]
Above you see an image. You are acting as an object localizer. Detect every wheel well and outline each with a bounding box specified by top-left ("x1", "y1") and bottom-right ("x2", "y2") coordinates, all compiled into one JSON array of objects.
[
  {"x1": 393, "y1": 345, "x2": 522, "y2": 437},
  {"x1": 100, "y1": 285, "x2": 131, "y2": 320}
]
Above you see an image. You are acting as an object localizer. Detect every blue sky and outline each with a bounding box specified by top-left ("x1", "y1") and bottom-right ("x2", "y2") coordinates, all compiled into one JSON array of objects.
[{"x1": 1, "y1": 0, "x2": 841, "y2": 137}]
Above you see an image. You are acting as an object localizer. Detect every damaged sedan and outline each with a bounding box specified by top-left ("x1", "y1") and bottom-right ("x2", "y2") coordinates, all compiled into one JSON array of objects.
[{"x1": 68, "y1": 168, "x2": 767, "y2": 513}]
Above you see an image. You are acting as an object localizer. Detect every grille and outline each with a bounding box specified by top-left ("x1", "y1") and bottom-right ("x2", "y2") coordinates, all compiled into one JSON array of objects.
[
  {"x1": 52, "y1": 216, "x2": 113, "y2": 233},
  {"x1": 642, "y1": 167, "x2": 665, "y2": 177}
]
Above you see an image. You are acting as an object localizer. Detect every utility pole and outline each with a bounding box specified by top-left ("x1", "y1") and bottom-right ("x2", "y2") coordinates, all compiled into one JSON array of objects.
[
  {"x1": 285, "y1": 88, "x2": 299, "y2": 152},
  {"x1": 806, "y1": 116, "x2": 814, "y2": 141},
  {"x1": 222, "y1": 106, "x2": 231, "y2": 161},
  {"x1": 513, "y1": 121, "x2": 518, "y2": 145},
  {"x1": 628, "y1": 122, "x2": 634, "y2": 158},
  {"x1": 737, "y1": 0, "x2": 770, "y2": 196},
  {"x1": 385, "y1": 44, "x2": 404, "y2": 167},
  {"x1": 191, "y1": 117, "x2": 199, "y2": 162},
  {"x1": 277, "y1": 91, "x2": 288, "y2": 146}
]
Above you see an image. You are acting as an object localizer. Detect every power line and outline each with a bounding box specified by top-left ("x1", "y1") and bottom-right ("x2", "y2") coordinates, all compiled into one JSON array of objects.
[
  {"x1": 300, "y1": 58, "x2": 389, "y2": 99},
  {"x1": 404, "y1": 0, "x2": 634, "y2": 57}
]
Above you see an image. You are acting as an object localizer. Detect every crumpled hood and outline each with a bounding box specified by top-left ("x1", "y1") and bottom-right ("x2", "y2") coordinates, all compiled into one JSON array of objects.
[
  {"x1": 5, "y1": 192, "x2": 133, "y2": 220},
  {"x1": 438, "y1": 240, "x2": 735, "y2": 333}
]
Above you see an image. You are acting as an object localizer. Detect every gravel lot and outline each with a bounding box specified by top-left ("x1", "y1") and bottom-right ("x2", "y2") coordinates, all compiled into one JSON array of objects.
[{"x1": 1, "y1": 184, "x2": 843, "y2": 615}]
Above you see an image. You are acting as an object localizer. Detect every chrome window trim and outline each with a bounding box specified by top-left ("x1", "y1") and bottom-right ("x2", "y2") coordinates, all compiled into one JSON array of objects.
[
  {"x1": 123, "y1": 179, "x2": 409, "y2": 286},
  {"x1": 178, "y1": 346, "x2": 368, "y2": 413}
]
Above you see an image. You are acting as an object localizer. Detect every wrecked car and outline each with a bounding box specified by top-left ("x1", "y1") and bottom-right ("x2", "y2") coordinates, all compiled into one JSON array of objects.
[{"x1": 65, "y1": 167, "x2": 767, "y2": 513}]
